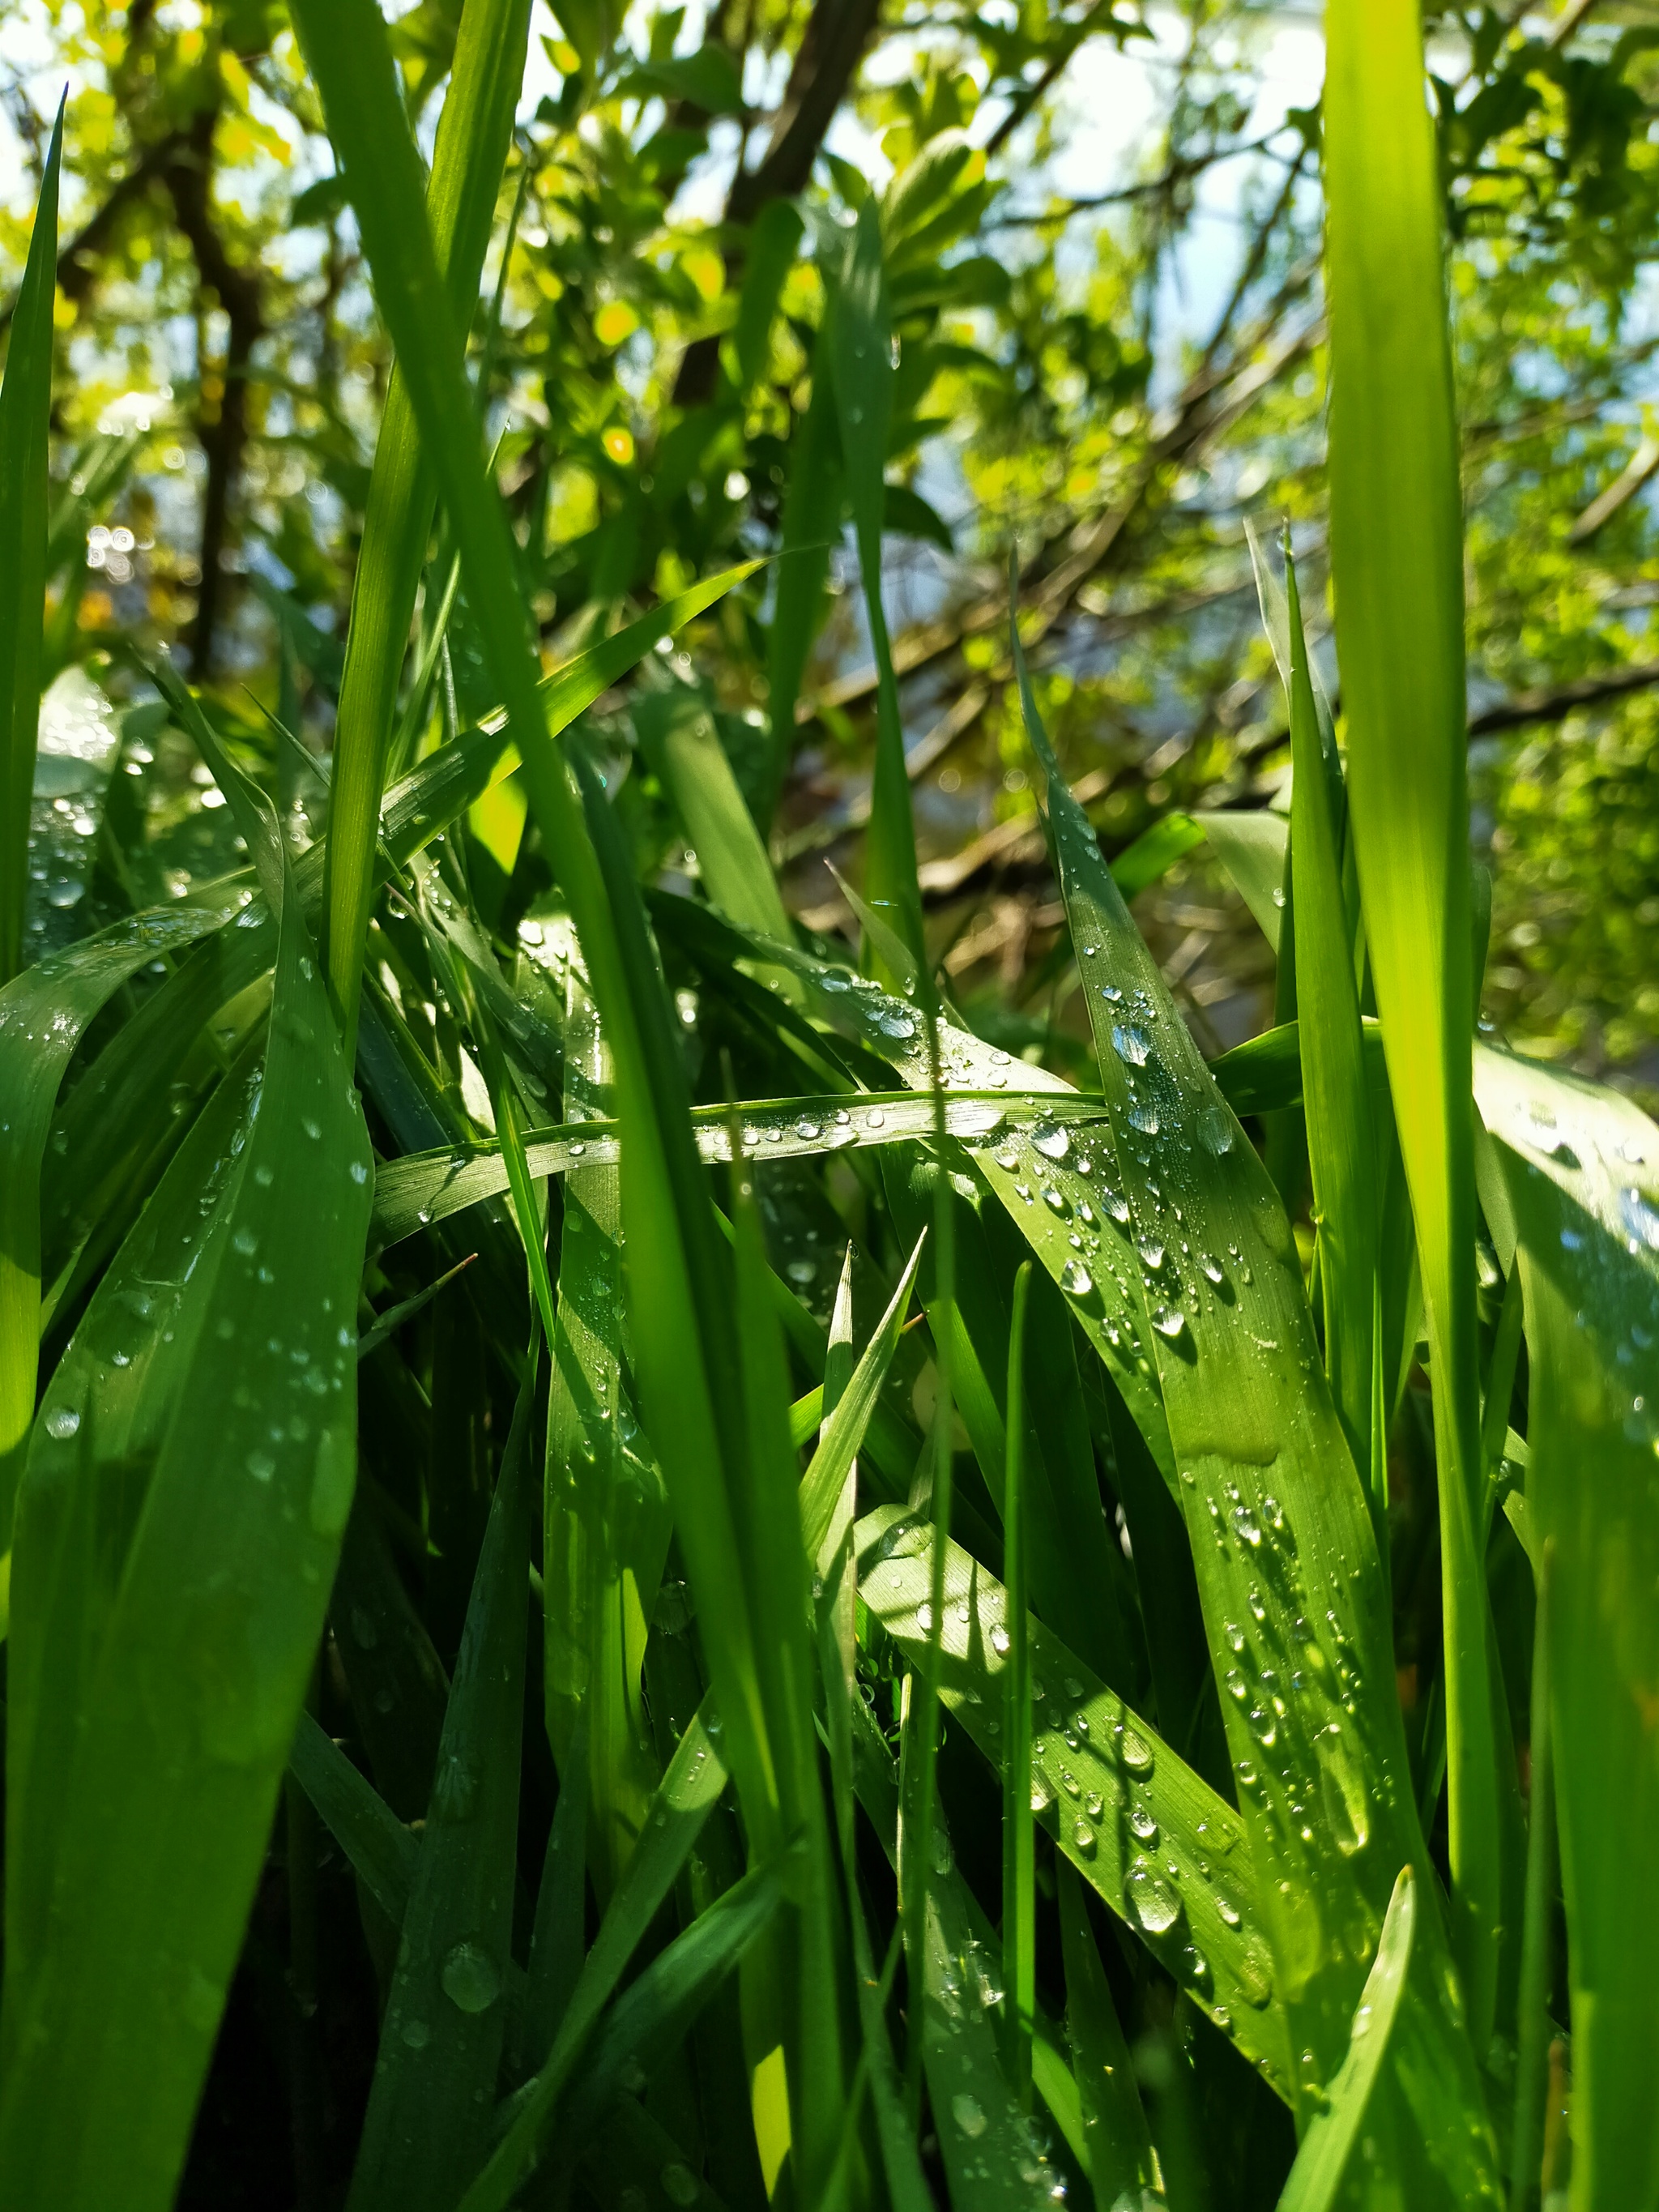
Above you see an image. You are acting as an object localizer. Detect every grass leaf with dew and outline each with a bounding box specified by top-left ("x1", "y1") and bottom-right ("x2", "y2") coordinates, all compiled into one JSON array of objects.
[
  {"x1": 859, "y1": 1503, "x2": 1290, "y2": 2090},
  {"x1": 636, "y1": 687, "x2": 791, "y2": 942},
  {"x1": 0, "y1": 680, "x2": 373, "y2": 2211},
  {"x1": 1055, "y1": 1856, "x2": 1158, "y2": 2212},
  {"x1": 0, "y1": 96, "x2": 62, "y2": 987},
  {"x1": 1324, "y1": 0, "x2": 1506, "y2": 2038},
  {"x1": 898, "y1": 1684, "x2": 1069, "y2": 2211}
]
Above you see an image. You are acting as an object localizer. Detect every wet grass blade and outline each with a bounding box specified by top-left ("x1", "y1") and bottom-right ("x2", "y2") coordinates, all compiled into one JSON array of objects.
[
  {"x1": 1274, "y1": 1868, "x2": 1416, "y2": 2212},
  {"x1": 346, "y1": 1356, "x2": 538, "y2": 2212},
  {"x1": 0, "y1": 694, "x2": 373, "y2": 2209},
  {"x1": 763, "y1": 361, "x2": 840, "y2": 829},
  {"x1": 637, "y1": 688, "x2": 790, "y2": 940},
  {"x1": 0, "y1": 96, "x2": 61, "y2": 987},
  {"x1": 898, "y1": 1683, "x2": 1067, "y2": 2210},
  {"x1": 1508, "y1": 1540, "x2": 1555, "y2": 2212},
  {"x1": 321, "y1": 0, "x2": 531, "y2": 1050},
  {"x1": 1324, "y1": 0, "x2": 1503, "y2": 2038},
  {"x1": 858, "y1": 1503, "x2": 1290, "y2": 2092},
  {"x1": 1055, "y1": 1857, "x2": 1158, "y2": 2212},
  {"x1": 797, "y1": 1230, "x2": 924, "y2": 1557},
  {"x1": 1477, "y1": 1043, "x2": 1659, "y2": 2206}
]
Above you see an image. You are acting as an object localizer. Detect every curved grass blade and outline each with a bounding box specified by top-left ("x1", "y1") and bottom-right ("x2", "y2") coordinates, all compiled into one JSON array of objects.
[
  {"x1": 1012, "y1": 630, "x2": 1499, "y2": 2194},
  {"x1": 0, "y1": 97, "x2": 62, "y2": 986},
  {"x1": 1477, "y1": 1042, "x2": 1659, "y2": 2208},
  {"x1": 1324, "y1": 0, "x2": 1503, "y2": 2039},
  {"x1": 0, "y1": 702, "x2": 372, "y2": 2210},
  {"x1": 288, "y1": 1710, "x2": 420, "y2": 1926},
  {"x1": 377, "y1": 560, "x2": 765, "y2": 869},
  {"x1": 322, "y1": 0, "x2": 532, "y2": 1052},
  {"x1": 291, "y1": 0, "x2": 822, "y2": 1996},
  {"x1": 858, "y1": 1503, "x2": 1289, "y2": 2093},
  {"x1": 346, "y1": 1359, "x2": 538, "y2": 2212},
  {"x1": 1274, "y1": 1868, "x2": 1416, "y2": 2212}
]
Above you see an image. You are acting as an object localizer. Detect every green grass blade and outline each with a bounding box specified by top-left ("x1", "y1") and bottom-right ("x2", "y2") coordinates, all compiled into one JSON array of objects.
[
  {"x1": 0, "y1": 96, "x2": 61, "y2": 987},
  {"x1": 1191, "y1": 809, "x2": 1291, "y2": 952},
  {"x1": 1279, "y1": 540, "x2": 1376, "y2": 1483},
  {"x1": 829, "y1": 199, "x2": 925, "y2": 986},
  {"x1": 1002, "y1": 1261, "x2": 1036, "y2": 2107},
  {"x1": 859, "y1": 1503, "x2": 1290, "y2": 2093},
  {"x1": 1055, "y1": 1856, "x2": 1158, "y2": 2212},
  {"x1": 1477, "y1": 1043, "x2": 1659, "y2": 2207},
  {"x1": 522, "y1": 1710, "x2": 591, "y2": 2077},
  {"x1": 347, "y1": 1360, "x2": 538, "y2": 2212},
  {"x1": 321, "y1": 0, "x2": 531, "y2": 1052},
  {"x1": 1324, "y1": 0, "x2": 1503, "y2": 2040},
  {"x1": 288, "y1": 1710, "x2": 420, "y2": 1925},
  {"x1": 460, "y1": 1702, "x2": 729, "y2": 2211},
  {"x1": 1011, "y1": 627, "x2": 1498, "y2": 2193},
  {"x1": 797, "y1": 1229, "x2": 924, "y2": 1558},
  {"x1": 1274, "y1": 1868, "x2": 1417, "y2": 2212},
  {"x1": 0, "y1": 710, "x2": 372, "y2": 2210},
  {"x1": 636, "y1": 687, "x2": 791, "y2": 939}
]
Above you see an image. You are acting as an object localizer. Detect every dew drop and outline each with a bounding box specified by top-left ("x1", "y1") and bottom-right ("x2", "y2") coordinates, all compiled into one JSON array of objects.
[
  {"x1": 44, "y1": 1404, "x2": 80, "y2": 1441},
  {"x1": 1111, "y1": 1023, "x2": 1151, "y2": 1067},
  {"x1": 1060, "y1": 1259, "x2": 1093, "y2": 1297},
  {"x1": 441, "y1": 1941, "x2": 501, "y2": 2014},
  {"x1": 1033, "y1": 1122, "x2": 1070, "y2": 1160},
  {"x1": 952, "y1": 2093, "x2": 987, "y2": 2140}
]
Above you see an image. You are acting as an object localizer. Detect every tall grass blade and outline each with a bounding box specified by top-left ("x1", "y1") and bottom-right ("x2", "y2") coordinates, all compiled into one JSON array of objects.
[
  {"x1": 1324, "y1": 0, "x2": 1503, "y2": 2037},
  {"x1": 288, "y1": 1710, "x2": 421, "y2": 1925},
  {"x1": 322, "y1": 0, "x2": 531, "y2": 1050},
  {"x1": 764, "y1": 350, "x2": 841, "y2": 830},
  {"x1": 0, "y1": 96, "x2": 62, "y2": 987},
  {"x1": 1509, "y1": 1540, "x2": 1555, "y2": 2212},
  {"x1": 1278, "y1": 539, "x2": 1376, "y2": 1484}
]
